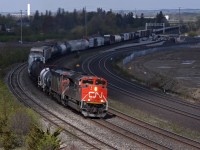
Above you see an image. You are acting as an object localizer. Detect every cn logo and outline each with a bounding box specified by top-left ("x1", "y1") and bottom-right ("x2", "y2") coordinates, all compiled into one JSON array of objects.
[{"x1": 88, "y1": 92, "x2": 103, "y2": 98}]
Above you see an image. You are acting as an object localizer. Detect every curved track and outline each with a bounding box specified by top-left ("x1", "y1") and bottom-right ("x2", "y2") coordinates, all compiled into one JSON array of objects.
[
  {"x1": 8, "y1": 62, "x2": 167, "y2": 149},
  {"x1": 104, "y1": 108, "x2": 200, "y2": 149},
  {"x1": 7, "y1": 63, "x2": 116, "y2": 150},
  {"x1": 7, "y1": 41, "x2": 200, "y2": 149},
  {"x1": 81, "y1": 43, "x2": 200, "y2": 132}
]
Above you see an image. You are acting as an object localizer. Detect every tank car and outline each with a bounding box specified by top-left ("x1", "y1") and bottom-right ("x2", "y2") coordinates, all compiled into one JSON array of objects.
[
  {"x1": 28, "y1": 51, "x2": 45, "y2": 79},
  {"x1": 38, "y1": 68, "x2": 51, "y2": 92},
  {"x1": 38, "y1": 67, "x2": 108, "y2": 118},
  {"x1": 28, "y1": 59, "x2": 44, "y2": 80},
  {"x1": 68, "y1": 39, "x2": 89, "y2": 52}
]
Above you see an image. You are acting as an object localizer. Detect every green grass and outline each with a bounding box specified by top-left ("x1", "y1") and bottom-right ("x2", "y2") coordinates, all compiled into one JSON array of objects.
[
  {"x1": 0, "y1": 33, "x2": 71, "y2": 42},
  {"x1": 0, "y1": 44, "x2": 30, "y2": 77},
  {"x1": 0, "y1": 44, "x2": 40, "y2": 149}
]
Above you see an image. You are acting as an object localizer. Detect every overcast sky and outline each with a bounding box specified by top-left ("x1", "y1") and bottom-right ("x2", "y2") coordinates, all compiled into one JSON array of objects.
[{"x1": 0, "y1": 0, "x2": 200, "y2": 13}]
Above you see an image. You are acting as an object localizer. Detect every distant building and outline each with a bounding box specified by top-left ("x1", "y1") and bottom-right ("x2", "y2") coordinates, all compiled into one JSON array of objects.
[
  {"x1": 27, "y1": 3, "x2": 30, "y2": 16},
  {"x1": 165, "y1": 15, "x2": 169, "y2": 20}
]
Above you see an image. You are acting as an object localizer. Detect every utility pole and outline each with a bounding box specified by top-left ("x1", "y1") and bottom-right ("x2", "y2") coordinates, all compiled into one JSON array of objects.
[
  {"x1": 20, "y1": 10, "x2": 23, "y2": 44},
  {"x1": 84, "y1": 6, "x2": 87, "y2": 37},
  {"x1": 178, "y1": 7, "x2": 181, "y2": 35}
]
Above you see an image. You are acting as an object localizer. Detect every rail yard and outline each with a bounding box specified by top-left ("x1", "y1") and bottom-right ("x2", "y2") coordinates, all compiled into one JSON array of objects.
[
  {"x1": 5, "y1": 37, "x2": 200, "y2": 149},
  {"x1": 1, "y1": 0, "x2": 200, "y2": 148}
]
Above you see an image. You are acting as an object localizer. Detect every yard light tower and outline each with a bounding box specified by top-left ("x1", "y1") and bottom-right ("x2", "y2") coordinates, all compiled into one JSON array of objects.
[
  {"x1": 84, "y1": 6, "x2": 87, "y2": 37},
  {"x1": 179, "y1": 7, "x2": 181, "y2": 35},
  {"x1": 27, "y1": 3, "x2": 30, "y2": 17},
  {"x1": 20, "y1": 10, "x2": 23, "y2": 44}
]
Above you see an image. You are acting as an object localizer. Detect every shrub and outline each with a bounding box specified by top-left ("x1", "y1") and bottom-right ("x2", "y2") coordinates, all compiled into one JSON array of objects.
[{"x1": 26, "y1": 125, "x2": 62, "y2": 150}]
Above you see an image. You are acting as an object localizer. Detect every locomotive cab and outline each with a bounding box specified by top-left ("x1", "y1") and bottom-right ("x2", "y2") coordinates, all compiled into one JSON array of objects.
[{"x1": 79, "y1": 77, "x2": 108, "y2": 118}]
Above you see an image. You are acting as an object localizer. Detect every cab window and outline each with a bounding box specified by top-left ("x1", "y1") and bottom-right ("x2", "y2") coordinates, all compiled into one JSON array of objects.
[
  {"x1": 82, "y1": 79, "x2": 93, "y2": 85},
  {"x1": 95, "y1": 79, "x2": 106, "y2": 85}
]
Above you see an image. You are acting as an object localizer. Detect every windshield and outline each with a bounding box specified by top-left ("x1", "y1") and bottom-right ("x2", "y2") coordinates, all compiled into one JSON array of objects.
[
  {"x1": 95, "y1": 79, "x2": 106, "y2": 85},
  {"x1": 82, "y1": 79, "x2": 106, "y2": 85},
  {"x1": 82, "y1": 79, "x2": 93, "y2": 85}
]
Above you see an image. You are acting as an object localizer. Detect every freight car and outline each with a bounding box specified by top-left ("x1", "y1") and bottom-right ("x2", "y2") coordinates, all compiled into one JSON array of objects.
[
  {"x1": 38, "y1": 67, "x2": 108, "y2": 118},
  {"x1": 67, "y1": 39, "x2": 89, "y2": 52},
  {"x1": 28, "y1": 52, "x2": 44, "y2": 77},
  {"x1": 120, "y1": 33, "x2": 130, "y2": 41},
  {"x1": 110, "y1": 35, "x2": 122, "y2": 44},
  {"x1": 89, "y1": 36, "x2": 104, "y2": 48},
  {"x1": 27, "y1": 28, "x2": 156, "y2": 118},
  {"x1": 28, "y1": 46, "x2": 52, "y2": 77},
  {"x1": 29, "y1": 46, "x2": 52, "y2": 63},
  {"x1": 137, "y1": 29, "x2": 152, "y2": 38},
  {"x1": 28, "y1": 29, "x2": 152, "y2": 80},
  {"x1": 28, "y1": 42, "x2": 70, "y2": 79}
]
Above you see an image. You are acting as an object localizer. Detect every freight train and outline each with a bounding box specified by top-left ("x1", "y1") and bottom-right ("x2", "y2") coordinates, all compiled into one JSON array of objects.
[
  {"x1": 28, "y1": 29, "x2": 152, "y2": 78},
  {"x1": 38, "y1": 67, "x2": 108, "y2": 117},
  {"x1": 28, "y1": 29, "x2": 152, "y2": 117}
]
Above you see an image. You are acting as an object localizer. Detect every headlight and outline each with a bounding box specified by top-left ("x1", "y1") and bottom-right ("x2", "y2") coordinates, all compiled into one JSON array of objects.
[{"x1": 94, "y1": 86, "x2": 98, "y2": 91}]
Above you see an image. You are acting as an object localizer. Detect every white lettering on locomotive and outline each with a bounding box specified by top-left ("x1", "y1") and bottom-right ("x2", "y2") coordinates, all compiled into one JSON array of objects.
[{"x1": 88, "y1": 92, "x2": 103, "y2": 98}]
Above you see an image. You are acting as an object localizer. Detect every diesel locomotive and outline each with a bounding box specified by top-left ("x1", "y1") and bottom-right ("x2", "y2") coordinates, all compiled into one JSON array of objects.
[{"x1": 38, "y1": 67, "x2": 108, "y2": 117}]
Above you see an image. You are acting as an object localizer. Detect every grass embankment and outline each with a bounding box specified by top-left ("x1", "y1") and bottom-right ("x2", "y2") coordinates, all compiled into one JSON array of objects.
[
  {"x1": 0, "y1": 44, "x2": 41, "y2": 149},
  {"x1": 109, "y1": 56, "x2": 200, "y2": 142},
  {"x1": 0, "y1": 80, "x2": 40, "y2": 149},
  {"x1": 0, "y1": 44, "x2": 29, "y2": 77}
]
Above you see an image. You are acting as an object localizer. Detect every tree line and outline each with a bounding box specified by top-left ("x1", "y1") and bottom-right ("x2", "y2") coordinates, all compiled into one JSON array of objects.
[
  {"x1": 0, "y1": 8, "x2": 168, "y2": 41},
  {"x1": 30, "y1": 8, "x2": 168, "y2": 38}
]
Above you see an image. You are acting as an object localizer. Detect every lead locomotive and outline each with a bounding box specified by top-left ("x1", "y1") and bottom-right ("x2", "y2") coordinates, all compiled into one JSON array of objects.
[{"x1": 38, "y1": 67, "x2": 108, "y2": 118}]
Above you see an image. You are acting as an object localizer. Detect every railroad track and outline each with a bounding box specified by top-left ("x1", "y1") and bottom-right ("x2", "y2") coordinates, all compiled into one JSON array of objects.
[
  {"x1": 91, "y1": 117, "x2": 170, "y2": 150},
  {"x1": 7, "y1": 42, "x2": 200, "y2": 149},
  {"x1": 7, "y1": 63, "x2": 116, "y2": 150},
  {"x1": 8, "y1": 63, "x2": 200, "y2": 150},
  {"x1": 103, "y1": 52, "x2": 200, "y2": 120},
  {"x1": 106, "y1": 108, "x2": 200, "y2": 149},
  {"x1": 80, "y1": 50, "x2": 200, "y2": 149},
  {"x1": 81, "y1": 45, "x2": 200, "y2": 131},
  {"x1": 103, "y1": 53, "x2": 200, "y2": 118}
]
